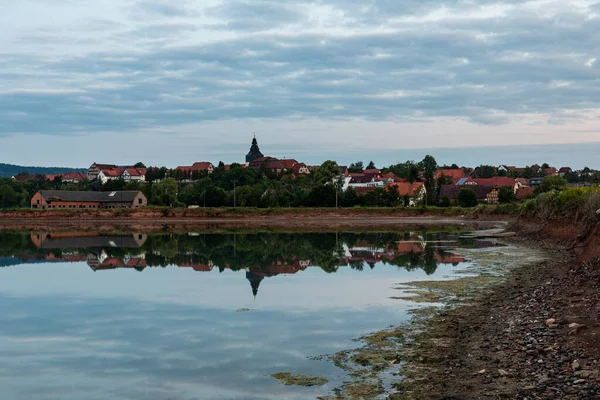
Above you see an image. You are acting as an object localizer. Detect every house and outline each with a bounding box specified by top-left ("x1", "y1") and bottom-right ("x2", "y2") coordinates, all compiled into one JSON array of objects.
[
  {"x1": 31, "y1": 190, "x2": 147, "y2": 209},
  {"x1": 529, "y1": 177, "x2": 544, "y2": 186},
  {"x1": 515, "y1": 178, "x2": 530, "y2": 188},
  {"x1": 543, "y1": 167, "x2": 558, "y2": 176},
  {"x1": 249, "y1": 156, "x2": 285, "y2": 173},
  {"x1": 121, "y1": 167, "x2": 147, "y2": 182},
  {"x1": 345, "y1": 173, "x2": 384, "y2": 189},
  {"x1": 439, "y1": 185, "x2": 500, "y2": 205},
  {"x1": 97, "y1": 168, "x2": 124, "y2": 184},
  {"x1": 471, "y1": 177, "x2": 518, "y2": 193},
  {"x1": 363, "y1": 168, "x2": 381, "y2": 176},
  {"x1": 87, "y1": 163, "x2": 118, "y2": 181},
  {"x1": 175, "y1": 162, "x2": 214, "y2": 177},
  {"x1": 516, "y1": 187, "x2": 534, "y2": 200},
  {"x1": 559, "y1": 167, "x2": 572, "y2": 177},
  {"x1": 435, "y1": 169, "x2": 466, "y2": 184},
  {"x1": 387, "y1": 182, "x2": 426, "y2": 206},
  {"x1": 61, "y1": 172, "x2": 87, "y2": 183},
  {"x1": 339, "y1": 166, "x2": 349, "y2": 177},
  {"x1": 291, "y1": 162, "x2": 310, "y2": 176},
  {"x1": 498, "y1": 165, "x2": 517, "y2": 173},
  {"x1": 380, "y1": 172, "x2": 406, "y2": 183}
]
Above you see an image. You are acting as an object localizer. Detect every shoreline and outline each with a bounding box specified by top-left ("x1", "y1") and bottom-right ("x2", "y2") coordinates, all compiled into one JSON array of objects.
[{"x1": 387, "y1": 217, "x2": 600, "y2": 399}]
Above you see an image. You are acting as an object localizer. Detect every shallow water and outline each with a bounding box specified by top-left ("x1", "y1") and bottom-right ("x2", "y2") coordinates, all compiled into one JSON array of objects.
[{"x1": 0, "y1": 229, "x2": 517, "y2": 399}]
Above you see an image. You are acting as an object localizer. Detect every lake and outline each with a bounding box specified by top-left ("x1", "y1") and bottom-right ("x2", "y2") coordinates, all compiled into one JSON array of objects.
[{"x1": 0, "y1": 228, "x2": 538, "y2": 399}]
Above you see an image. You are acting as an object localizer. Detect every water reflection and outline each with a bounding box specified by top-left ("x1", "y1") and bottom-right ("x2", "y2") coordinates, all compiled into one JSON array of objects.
[
  {"x1": 0, "y1": 229, "x2": 498, "y2": 399},
  {"x1": 0, "y1": 231, "x2": 479, "y2": 297}
]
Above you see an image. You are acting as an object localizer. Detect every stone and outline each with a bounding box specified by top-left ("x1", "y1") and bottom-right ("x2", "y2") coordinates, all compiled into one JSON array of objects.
[
  {"x1": 498, "y1": 369, "x2": 509, "y2": 377},
  {"x1": 546, "y1": 319, "x2": 556, "y2": 327},
  {"x1": 478, "y1": 369, "x2": 486, "y2": 375},
  {"x1": 572, "y1": 360, "x2": 581, "y2": 371}
]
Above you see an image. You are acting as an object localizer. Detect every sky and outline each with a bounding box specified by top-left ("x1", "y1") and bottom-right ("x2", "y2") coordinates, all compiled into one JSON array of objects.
[{"x1": 1, "y1": 0, "x2": 600, "y2": 168}]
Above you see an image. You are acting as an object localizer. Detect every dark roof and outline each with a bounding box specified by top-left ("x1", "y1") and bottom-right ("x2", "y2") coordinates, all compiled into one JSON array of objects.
[
  {"x1": 39, "y1": 190, "x2": 143, "y2": 203},
  {"x1": 439, "y1": 185, "x2": 497, "y2": 200}
]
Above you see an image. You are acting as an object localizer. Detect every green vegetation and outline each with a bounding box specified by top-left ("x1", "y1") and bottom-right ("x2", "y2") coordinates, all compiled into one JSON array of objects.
[
  {"x1": 498, "y1": 186, "x2": 516, "y2": 204},
  {"x1": 271, "y1": 373, "x2": 328, "y2": 387},
  {"x1": 520, "y1": 186, "x2": 600, "y2": 224},
  {"x1": 457, "y1": 188, "x2": 478, "y2": 208}
]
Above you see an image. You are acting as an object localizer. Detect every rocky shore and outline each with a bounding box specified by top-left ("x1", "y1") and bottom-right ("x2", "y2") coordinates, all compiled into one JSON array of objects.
[{"x1": 391, "y1": 218, "x2": 600, "y2": 399}]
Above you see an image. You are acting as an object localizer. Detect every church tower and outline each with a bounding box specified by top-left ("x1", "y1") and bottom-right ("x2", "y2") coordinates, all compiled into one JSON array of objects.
[{"x1": 245, "y1": 134, "x2": 264, "y2": 164}]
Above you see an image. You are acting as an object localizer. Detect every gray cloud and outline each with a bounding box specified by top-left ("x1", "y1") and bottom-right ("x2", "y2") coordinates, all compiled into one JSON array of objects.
[{"x1": 1, "y1": 0, "x2": 600, "y2": 141}]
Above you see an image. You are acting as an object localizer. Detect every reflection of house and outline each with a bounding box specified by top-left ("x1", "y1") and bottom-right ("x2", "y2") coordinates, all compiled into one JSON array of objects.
[
  {"x1": 436, "y1": 253, "x2": 466, "y2": 265},
  {"x1": 87, "y1": 254, "x2": 147, "y2": 271},
  {"x1": 31, "y1": 232, "x2": 147, "y2": 249},
  {"x1": 31, "y1": 190, "x2": 147, "y2": 209}
]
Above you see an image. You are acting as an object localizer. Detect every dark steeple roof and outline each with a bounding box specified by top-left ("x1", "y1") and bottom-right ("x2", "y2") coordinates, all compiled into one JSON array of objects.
[
  {"x1": 246, "y1": 270, "x2": 264, "y2": 298},
  {"x1": 245, "y1": 135, "x2": 264, "y2": 163}
]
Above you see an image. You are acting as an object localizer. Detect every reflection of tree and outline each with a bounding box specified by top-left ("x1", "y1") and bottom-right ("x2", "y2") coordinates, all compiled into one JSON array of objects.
[{"x1": 2, "y1": 230, "x2": 468, "y2": 276}]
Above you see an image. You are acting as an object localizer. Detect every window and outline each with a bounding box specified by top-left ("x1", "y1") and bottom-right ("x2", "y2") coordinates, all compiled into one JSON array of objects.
[{"x1": 138, "y1": 198, "x2": 142, "y2": 204}]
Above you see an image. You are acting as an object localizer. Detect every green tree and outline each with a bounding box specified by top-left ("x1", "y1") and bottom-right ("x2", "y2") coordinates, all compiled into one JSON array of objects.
[
  {"x1": 421, "y1": 155, "x2": 437, "y2": 205},
  {"x1": 134, "y1": 162, "x2": 146, "y2": 168},
  {"x1": 538, "y1": 175, "x2": 568, "y2": 193},
  {"x1": 151, "y1": 177, "x2": 178, "y2": 206},
  {"x1": 440, "y1": 195, "x2": 451, "y2": 207},
  {"x1": 366, "y1": 160, "x2": 376, "y2": 170},
  {"x1": 474, "y1": 165, "x2": 496, "y2": 178},
  {"x1": 312, "y1": 160, "x2": 341, "y2": 186},
  {"x1": 457, "y1": 188, "x2": 478, "y2": 208},
  {"x1": 498, "y1": 186, "x2": 516, "y2": 203},
  {"x1": 348, "y1": 161, "x2": 364, "y2": 173},
  {"x1": 0, "y1": 185, "x2": 19, "y2": 208}
]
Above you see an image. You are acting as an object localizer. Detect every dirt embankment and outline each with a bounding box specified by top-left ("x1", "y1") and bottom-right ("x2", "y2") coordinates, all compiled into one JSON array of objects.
[
  {"x1": 0, "y1": 207, "x2": 511, "y2": 232},
  {"x1": 392, "y1": 216, "x2": 600, "y2": 399}
]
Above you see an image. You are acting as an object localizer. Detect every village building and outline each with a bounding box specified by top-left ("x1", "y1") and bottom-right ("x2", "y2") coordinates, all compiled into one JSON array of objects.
[
  {"x1": 435, "y1": 168, "x2": 467, "y2": 184},
  {"x1": 31, "y1": 190, "x2": 147, "y2": 209},
  {"x1": 246, "y1": 135, "x2": 264, "y2": 164},
  {"x1": 387, "y1": 182, "x2": 427, "y2": 206},
  {"x1": 439, "y1": 185, "x2": 500, "y2": 205},
  {"x1": 61, "y1": 172, "x2": 87, "y2": 183},
  {"x1": 87, "y1": 163, "x2": 118, "y2": 181},
  {"x1": 175, "y1": 162, "x2": 214, "y2": 178}
]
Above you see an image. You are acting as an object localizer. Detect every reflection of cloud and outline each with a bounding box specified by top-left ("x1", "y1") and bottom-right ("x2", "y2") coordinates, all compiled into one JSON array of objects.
[{"x1": 0, "y1": 294, "x2": 404, "y2": 399}]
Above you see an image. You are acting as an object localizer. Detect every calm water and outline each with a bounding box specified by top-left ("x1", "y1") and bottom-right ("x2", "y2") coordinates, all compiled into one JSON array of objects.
[{"x1": 0, "y1": 229, "x2": 498, "y2": 400}]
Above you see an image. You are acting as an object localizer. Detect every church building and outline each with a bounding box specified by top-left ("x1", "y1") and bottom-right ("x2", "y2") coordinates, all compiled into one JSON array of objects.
[{"x1": 245, "y1": 135, "x2": 264, "y2": 164}]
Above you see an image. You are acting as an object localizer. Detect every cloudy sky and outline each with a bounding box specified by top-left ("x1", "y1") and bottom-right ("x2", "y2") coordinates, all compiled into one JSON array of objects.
[{"x1": 2, "y1": 0, "x2": 600, "y2": 168}]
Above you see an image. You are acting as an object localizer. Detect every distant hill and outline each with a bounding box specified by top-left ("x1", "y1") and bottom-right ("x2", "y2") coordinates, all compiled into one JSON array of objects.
[{"x1": 0, "y1": 163, "x2": 86, "y2": 178}]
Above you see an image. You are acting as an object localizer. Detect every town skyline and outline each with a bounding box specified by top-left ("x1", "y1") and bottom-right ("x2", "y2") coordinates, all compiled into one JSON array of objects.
[{"x1": 2, "y1": 140, "x2": 600, "y2": 171}]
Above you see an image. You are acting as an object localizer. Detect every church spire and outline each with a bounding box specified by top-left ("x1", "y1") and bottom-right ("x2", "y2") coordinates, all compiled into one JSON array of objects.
[
  {"x1": 246, "y1": 270, "x2": 264, "y2": 299},
  {"x1": 246, "y1": 135, "x2": 263, "y2": 163}
]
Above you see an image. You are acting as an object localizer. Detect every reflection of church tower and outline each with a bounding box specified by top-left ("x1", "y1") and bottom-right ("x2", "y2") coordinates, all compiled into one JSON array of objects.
[
  {"x1": 245, "y1": 134, "x2": 264, "y2": 164},
  {"x1": 246, "y1": 270, "x2": 264, "y2": 298}
]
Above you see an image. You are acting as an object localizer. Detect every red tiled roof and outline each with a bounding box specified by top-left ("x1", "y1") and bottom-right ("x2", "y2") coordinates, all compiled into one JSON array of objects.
[
  {"x1": 62, "y1": 172, "x2": 86, "y2": 181},
  {"x1": 473, "y1": 177, "x2": 516, "y2": 187},
  {"x1": 280, "y1": 159, "x2": 298, "y2": 169},
  {"x1": 124, "y1": 167, "x2": 146, "y2": 176},
  {"x1": 435, "y1": 169, "x2": 466, "y2": 182},
  {"x1": 516, "y1": 187, "x2": 534, "y2": 200},
  {"x1": 101, "y1": 168, "x2": 124, "y2": 177},
  {"x1": 364, "y1": 168, "x2": 381, "y2": 175},
  {"x1": 544, "y1": 167, "x2": 558, "y2": 175},
  {"x1": 191, "y1": 162, "x2": 213, "y2": 170},
  {"x1": 388, "y1": 182, "x2": 425, "y2": 197},
  {"x1": 559, "y1": 167, "x2": 572, "y2": 173}
]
